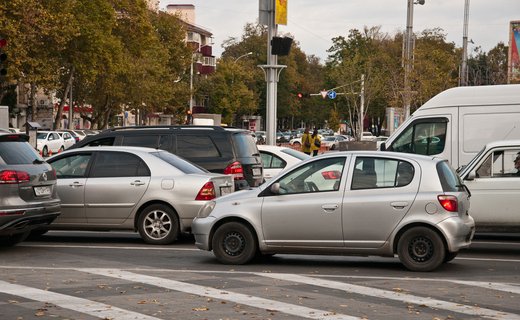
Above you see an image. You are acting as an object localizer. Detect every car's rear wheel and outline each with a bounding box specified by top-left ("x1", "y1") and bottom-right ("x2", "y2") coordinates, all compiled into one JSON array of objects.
[
  {"x1": 212, "y1": 222, "x2": 257, "y2": 265},
  {"x1": 42, "y1": 146, "x2": 48, "y2": 157},
  {"x1": 0, "y1": 231, "x2": 30, "y2": 247},
  {"x1": 397, "y1": 227, "x2": 445, "y2": 272},
  {"x1": 138, "y1": 204, "x2": 179, "y2": 245}
]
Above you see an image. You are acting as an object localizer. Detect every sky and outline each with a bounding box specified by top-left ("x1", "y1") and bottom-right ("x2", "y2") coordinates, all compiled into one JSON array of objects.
[{"x1": 159, "y1": 0, "x2": 520, "y2": 62}]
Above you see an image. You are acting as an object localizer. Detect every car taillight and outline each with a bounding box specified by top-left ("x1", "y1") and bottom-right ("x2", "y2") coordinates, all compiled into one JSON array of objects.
[
  {"x1": 224, "y1": 161, "x2": 244, "y2": 180},
  {"x1": 437, "y1": 195, "x2": 458, "y2": 212},
  {"x1": 0, "y1": 210, "x2": 25, "y2": 216},
  {"x1": 195, "y1": 181, "x2": 216, "y2": 200},
  {"x1": 0, "y1": 170, "x2": 31, "y2": 184}
]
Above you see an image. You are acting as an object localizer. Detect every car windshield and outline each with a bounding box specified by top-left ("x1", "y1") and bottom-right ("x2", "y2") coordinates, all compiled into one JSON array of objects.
[
  {"x1": 151, "y1": 151, "x2": 208, "y2": 174},
  {"x1": 0, "y1": 140, "x2": 42, "y2": 164}
]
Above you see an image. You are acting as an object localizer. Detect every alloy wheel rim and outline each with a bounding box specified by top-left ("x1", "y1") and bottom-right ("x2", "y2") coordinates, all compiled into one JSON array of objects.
[{"x1": 143, "y1": 210, "x2": 171, "y2": 240}]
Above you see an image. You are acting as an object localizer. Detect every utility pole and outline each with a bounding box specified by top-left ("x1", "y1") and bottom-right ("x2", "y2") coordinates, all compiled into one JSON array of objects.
[
  {"x1": 359, "y1": 74, "x2": 365, "y2": 140},
  {"x1": 460, "y1": 0, "x2": 470, "y2": 86}
]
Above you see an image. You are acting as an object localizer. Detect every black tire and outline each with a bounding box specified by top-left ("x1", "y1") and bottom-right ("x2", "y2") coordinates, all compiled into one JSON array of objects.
[
  {"x1": 42, "y1": 146, "x2": 49, "y2": 157},
  {"x1": 212, "y1": 222, "x2": 257, "y2": 265},
  {"x1": 294, "y1": 142, "x2": 301, "y2": 147},
  {"x1": 330, "y1": 144, "x2": 336, "y2": 150},
  {"x1": 444, "y1": 251, "x2": 458, "y2": 263},
  {"x1": 59, "y1": 146, "x2": 64, "y2": 153},
  {"x1": 137, "y1": 204, "x2": 179, "y2": 245},
  {"x1": 397, "y1": 227, "x2": 445, "y2": 272},
  {"x1": 0, "y1": 231, "x2": 30, "y2": 247},
  {"x1": 30, "y1": 229, "x2": 49, "y2": 237}
]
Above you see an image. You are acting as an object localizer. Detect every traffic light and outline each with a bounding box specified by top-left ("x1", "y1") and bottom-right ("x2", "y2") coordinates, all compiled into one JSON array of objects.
[
  {"x1": 297, "y1": 93, "x2": 303, "y2": 99},
  {"x1": 0, "y1": 37, "x2": 7, "y2": 76},
  {"x1": 271, "y1": 36, "x2": 292, "y2": 56}
]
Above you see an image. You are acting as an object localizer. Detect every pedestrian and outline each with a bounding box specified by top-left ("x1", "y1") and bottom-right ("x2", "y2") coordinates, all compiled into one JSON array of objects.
[
  {"x1": 301, "y1": 127, "x2": 311, "y2": 155},
  {"x1": 311, "y1": 128, "x2": 321, "y2": 156}
]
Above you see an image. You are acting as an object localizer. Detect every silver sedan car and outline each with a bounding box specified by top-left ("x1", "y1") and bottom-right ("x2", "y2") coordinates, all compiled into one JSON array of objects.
[
  {"x1": 45, "y1": 146, "x2": 234, "y2": 244},
  {"x1": 193, "y1": 151, "x2": 475, "y2": 271}
]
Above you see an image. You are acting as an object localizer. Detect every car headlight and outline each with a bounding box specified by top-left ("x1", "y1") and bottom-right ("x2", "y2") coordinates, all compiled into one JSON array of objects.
[{"x1": 197, "y1": 200, "x2": 216, "y2": 218}]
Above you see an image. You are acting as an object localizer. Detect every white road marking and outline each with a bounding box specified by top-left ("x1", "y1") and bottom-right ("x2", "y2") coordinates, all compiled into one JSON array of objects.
[
  {"x1": 18, "y1": 243, "x2": 198, "y2": 251},
  {"x1": 79, "y1": 268, "x2": 361, "y2": 320},
  {"x1": 0, "y1": 280, "x2": 160, "y2": 320},
  {"x1": 256, "y1": 273, "x2": 520, "y2": 320}
]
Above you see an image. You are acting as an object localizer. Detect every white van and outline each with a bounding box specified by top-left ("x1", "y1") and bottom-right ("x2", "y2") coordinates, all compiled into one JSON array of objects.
[{"x1": 381, "y1": 84, "x2": 520, "y2": 169}]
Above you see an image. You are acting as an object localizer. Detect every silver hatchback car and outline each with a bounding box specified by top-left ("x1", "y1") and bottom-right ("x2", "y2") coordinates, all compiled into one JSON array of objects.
[{"x1": 193, "y1": 151, "x2": 475, "y2": 271}]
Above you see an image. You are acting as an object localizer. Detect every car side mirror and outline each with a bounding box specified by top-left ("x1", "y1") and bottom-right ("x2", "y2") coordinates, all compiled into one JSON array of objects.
[
  {"x1": 379, "y1": 142, "x2": 386, "y2": 151},
  {"x1": 466, "y1": 171, "x2": 476, "y2": 181},
  {"x1": 270, "y1": 182, "x2": 281, "y2": 194}
]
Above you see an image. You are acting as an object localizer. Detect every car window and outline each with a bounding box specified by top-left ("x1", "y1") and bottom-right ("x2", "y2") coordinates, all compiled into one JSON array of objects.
[
  {"x1": 0, "y1": 141, "x2": 42, "y2": 164},
  {"x1": 176, "y1": 135, "x2": 220, "y2": 158},
  {"x1": 50, "y1": 154, "x2": 92, "y2": 178},
  {"x1": 37, "y1": 132, "x2": 47, "y2": 139},
  {"x1": 151, "y1": 151, "x2": 207, "y2": 174},
  {"x1": 84, "y1": 137, "x2": 115, "y2": 146},
  {"x1": 90, "y1": 151, "x2": 150, "y2": 177},
  {"x1": 231, "y1": 132, "x2": 259, "y2": 157},
  {"x1": 476, "y1": 149, "x2": 520, "y2": 178},
  {"x1": 437, "y1": 160, "x2": 464, "y2": 192},
  {"x1": 261, "y1": 152, "x2": 286, "y2": 169},
  {"x1": 389, "y1": 118, "x2": 447, "y2": 156},
  {"x1": 121, "y1": 135, "x2": 159, "y2": 148},
  {"x1": 351, "y1": 157, "x2": 412, "y2": 190},
  {"x1": 277, "y1": 157, "x2": 345, "y2": 194}
]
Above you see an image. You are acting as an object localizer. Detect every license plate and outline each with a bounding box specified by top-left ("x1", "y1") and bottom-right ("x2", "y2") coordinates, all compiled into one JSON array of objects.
[
  {"x1": 34, "y1": 185, "x2": 52, "y2": 197},
  {"x1": 220, "y1": 186, "x2": 232, "y2": 196},
  {"x1": 252, "y1": 168, "x2": 262, "y2": 176}
]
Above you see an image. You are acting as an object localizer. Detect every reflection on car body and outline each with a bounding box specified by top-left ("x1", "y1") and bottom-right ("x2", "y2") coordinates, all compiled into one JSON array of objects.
[{"x1": 193, "y1": 151, "x2": 475, "y2": 272}]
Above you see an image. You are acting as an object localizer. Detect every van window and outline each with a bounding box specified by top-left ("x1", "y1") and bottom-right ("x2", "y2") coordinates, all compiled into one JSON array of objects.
[{"x1": 389, "y1": 118, "x2": 447, "y2": 156}]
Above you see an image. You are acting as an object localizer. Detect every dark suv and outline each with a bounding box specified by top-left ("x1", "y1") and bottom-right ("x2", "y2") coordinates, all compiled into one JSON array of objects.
[
  {"x1": 70, "y1": 126, "x2": 263, "y2": 190},
  {"x1": 0, "y1": 133, "x2": 61, "y2": 246}
]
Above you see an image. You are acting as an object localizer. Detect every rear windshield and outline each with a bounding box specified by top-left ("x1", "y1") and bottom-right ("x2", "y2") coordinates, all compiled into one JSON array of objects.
[
  {"x1": 436, "y1": 161, "x2": 464, "y2": 192},
  {"x1": 151, "y1": 151, "x2": 208, "y2": 174},
  {"x1": 0, "y1": 141, "x2": 42, "y2": 165},
  {"x1": 232, "y1": 132, "x2": 259, "y2": 158}
]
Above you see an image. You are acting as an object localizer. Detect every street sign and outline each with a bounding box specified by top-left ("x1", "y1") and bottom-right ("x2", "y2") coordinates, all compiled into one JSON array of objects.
[
  {"x1": 320, "y1": 90, "x2": 328, "y2": 98},
  {"x1": 327, "y1": 90, "x2": 337, "y2": 99}
]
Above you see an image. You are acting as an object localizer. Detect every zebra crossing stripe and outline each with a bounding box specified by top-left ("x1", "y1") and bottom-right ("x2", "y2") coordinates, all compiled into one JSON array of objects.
[
  {"x1": 0, "y1": 280, "x2": 161, "y2": 320},
  {"x1": 79, "y1": 268, "x2": 362, "y2": 320},
  {"x1": 256, "y1": 273, "x2": 520, "y2": 320}
]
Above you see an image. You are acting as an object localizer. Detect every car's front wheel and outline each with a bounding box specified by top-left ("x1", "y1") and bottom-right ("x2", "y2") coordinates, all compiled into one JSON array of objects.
[
  {"x1": 137, "y1": 204, "x2": 179, "y2": 245},
  {"x1": 42, "y1": 146, "x2": 48, "y2": 157},
  {"x1": 397, "y1": 227, "x2": 445, "y2": 272},
  {"x1": 212, "y1": 222, "x2": 257, "y2": 265}
]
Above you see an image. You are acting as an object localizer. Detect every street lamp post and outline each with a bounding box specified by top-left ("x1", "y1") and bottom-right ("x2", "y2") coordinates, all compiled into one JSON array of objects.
[
  {"x1": 460, "y1": 0, "x2": 470, "y2": 86},
  {"x1": 234, "y1": 52, "x2": 253, "y2": 63},
  {"x1": 403, "y1": 0, "x2": 424, "y2": 120}
]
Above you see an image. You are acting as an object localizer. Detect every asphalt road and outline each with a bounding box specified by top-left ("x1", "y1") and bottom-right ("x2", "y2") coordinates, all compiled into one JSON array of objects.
[{"x1": 0, "y1": 231, "x2": 518, "y2": 320}]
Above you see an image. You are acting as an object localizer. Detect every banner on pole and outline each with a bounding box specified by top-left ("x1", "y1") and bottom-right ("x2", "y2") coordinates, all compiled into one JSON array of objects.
[{"x1": 275, "y1": 0, "x2": 287, "y2": 25}]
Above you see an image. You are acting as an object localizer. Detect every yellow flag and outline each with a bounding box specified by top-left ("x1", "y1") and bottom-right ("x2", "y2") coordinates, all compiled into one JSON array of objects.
[{"x1": 275, "y1": 0, "x2": 287, "y2": 25}]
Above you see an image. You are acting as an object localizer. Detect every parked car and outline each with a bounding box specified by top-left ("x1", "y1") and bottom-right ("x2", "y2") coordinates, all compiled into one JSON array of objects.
[
  {"x1": 253, "y1": 131, "x2": 266, "y2": 145},
  {"x1": 361, "y1": 131, "x2": 376, "y2": 142},
  {"x1": 0, "y1": 133, "x2": 61, "y2": 246},
  {"x1": 193, "y1": 151, "x2": 475, "y2": 272},
  {"x1": 57, "y1": 129, "x2": 81, "y2": 143},
  {"x1": 44, "y1": 146, "x2": 234, "y2": 244},
  {"x1": 458, "y1": 140, "x2": 520, "y2": 233},
  {"x1": 320, "y1": 135, "x2": 348, "y2": 150},
  {"x1": 72, "y1": 130, "x2": 87, "y2": 141},
  {"x1": 36, "y1": 131, "x2": 65, "y2": 157},
  {"x1": 57, "y1": 131, "x2": 76, "y2": 149},
  {"x1": 258, "y1": 145, "x2": 310, "y2": 180},
  {"x1": 69, "y1": 125, "x2": 263, "y2": 190},
  {"x1": 375, "y1": 136, "x2": 389, "y2": 149},
  {"x1": 289, "y1": 134, "x2": 324, "y2": 147}
]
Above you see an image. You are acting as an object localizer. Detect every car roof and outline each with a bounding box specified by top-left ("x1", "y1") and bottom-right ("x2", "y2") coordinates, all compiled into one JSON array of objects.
[
  {"x1": 480, "y1": 139, "x2": 520, "y2": 149},
  {"x1": 315, "y1": 150, "x2": 440, "y2": 163},
  {"x1": 258, "y1": 144, "x2": 295, "y2": 152}
]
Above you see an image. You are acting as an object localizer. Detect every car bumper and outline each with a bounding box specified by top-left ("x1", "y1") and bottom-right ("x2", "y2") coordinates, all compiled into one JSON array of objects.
[
  {"x1": 0, "y1": 202, "x2": 61, "y2": 235},
  {"x1": 437, "y1": 215, "x2": 475, "y2": 252},
  {"x1": 192, "y1": 216, "x2": 216, "y2": 251}
]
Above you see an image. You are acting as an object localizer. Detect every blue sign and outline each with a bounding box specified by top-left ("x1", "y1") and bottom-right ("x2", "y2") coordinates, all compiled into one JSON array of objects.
[{"x1": 327, "y1": 90, "x2": 337, "y2": 99}]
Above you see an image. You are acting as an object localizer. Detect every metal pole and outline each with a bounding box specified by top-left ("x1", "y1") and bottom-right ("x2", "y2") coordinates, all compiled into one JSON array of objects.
[
  {"x1": 265, "y1": 0, "x2": 277, "y2": 145},
  {"x1": 403, "y1": 0, "x2": 414, "y2": 121},
  {"x1": 68, "y1": 75, "x2": 73, "y2": 129},
  {"x1": 461, "y1": 0, "x2": 470, "y2": 86},
  {"x1": 359, "y1": 74, "x2": 365, "y2": 140},
  {"x1": 189, "y1": 54, "x2": 194, "y2": 113}
]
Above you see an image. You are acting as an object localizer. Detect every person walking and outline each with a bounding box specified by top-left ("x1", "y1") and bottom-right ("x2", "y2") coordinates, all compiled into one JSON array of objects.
[
  {"x1": 301, "y1": 127, "x2": 312, "y2": 155},
  {"x1": 311, "y1": 128, "x2": 321, "y2": 156}
]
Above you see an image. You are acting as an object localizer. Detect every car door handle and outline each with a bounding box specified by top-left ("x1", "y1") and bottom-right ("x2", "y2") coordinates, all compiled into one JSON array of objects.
[
  {"x1": 68, "y1": 182, "x2": 84, "y2": 187},
  {"x1": 131, "y1": 180, "x2": 146, "y2": 186},
  {"x1": 321, "y1": 204, "x2": 339, "y2": 212},
  {"x1": 391, "y1": 201, "x2": 409, "y2": 209}
]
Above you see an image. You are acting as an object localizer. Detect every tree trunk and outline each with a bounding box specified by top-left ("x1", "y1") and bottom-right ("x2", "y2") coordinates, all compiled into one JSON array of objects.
[{"x1": 53, "y1": 68, "x2": 74, "y2": 130}]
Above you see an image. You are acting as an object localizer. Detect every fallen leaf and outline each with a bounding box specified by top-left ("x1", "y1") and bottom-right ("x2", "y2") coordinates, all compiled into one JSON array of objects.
[{"x1": 192, "y1": 307, "x2": 209, "y2": 311}]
